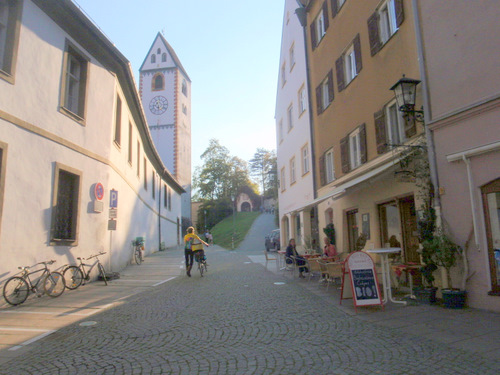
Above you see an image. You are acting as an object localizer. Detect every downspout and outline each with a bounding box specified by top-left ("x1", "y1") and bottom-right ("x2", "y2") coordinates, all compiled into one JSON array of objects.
[
  {"x1": 462, "y1": 156, "x2": 480, "y2": 248},
  {"x1": 411, "y1": 0, "x2": 442, "y2": 224}
]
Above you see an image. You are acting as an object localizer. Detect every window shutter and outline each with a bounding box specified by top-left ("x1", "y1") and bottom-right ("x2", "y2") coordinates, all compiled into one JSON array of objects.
[
  {"x1": 323, "y1": 1, "x2": 330, "y2": 31},
  {"x1": 319, "y1": 155, "x2": 326, "y2": 187},
  {"x1": 316, "y1": 84, "x2": 323, "y2": 115},
  {"x1": 404, "y1": 116, "x2": 417, "y2": 138},
  {"x1": 374, "y1": 109, "x2": 388, "y2": 154},
  {"x1": 395, "y1": 0, "x2": 405, "y2": 27},
  {"x1": 335, "y1": 56, "x2": 345, "y2": 92},
  {"x1": 331, "y1": 0, "x2": 338, "y2": 18},
  {"x1": 327, "y1": 69, "x2": 335, "y2": 104},
  {"x1": 310, "y1": 23, "x2": 317, "y2": 50},
  {"x1": 340, "y1": 136, "x2": 350, "y2": 173},
  {"x1": 367, "y1": 12, "x2": 381, "y2": 56},
  {"x1": 354, "y1": 33, "x2": 362, "y2": 73},
  {"x1": 359, "y1": 123, "x2": 367, "y2": 164}
]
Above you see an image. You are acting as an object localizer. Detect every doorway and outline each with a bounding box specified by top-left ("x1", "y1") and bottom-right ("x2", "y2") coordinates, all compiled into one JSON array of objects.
[{"x1": 346, "y1": 209, "x2": 359, "y2": 252}]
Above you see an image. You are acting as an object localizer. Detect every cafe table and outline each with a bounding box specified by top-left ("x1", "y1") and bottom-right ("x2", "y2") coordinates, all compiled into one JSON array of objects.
[{"x1": 366, "y1": 248, "x2": 406, "y2": 305}]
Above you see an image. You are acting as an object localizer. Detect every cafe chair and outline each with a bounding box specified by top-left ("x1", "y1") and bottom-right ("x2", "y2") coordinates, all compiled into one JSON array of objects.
[
  {"x1": 264, "y1": 250, "x2": 277, "y2": 269},
  {"x1": 306, "y1": 258, "x2": 322, "y2": 282},
  {"x1": 325, "y1": 262, "x2": 344, "y2": 291}
]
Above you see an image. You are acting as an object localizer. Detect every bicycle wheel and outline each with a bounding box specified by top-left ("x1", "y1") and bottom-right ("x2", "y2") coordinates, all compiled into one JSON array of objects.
[
  {"x1": 98, "y1": 263, "x2": 108, "y2": 285},
  {"x1": 3, "y1": 277, "x2": 29, "y2": 305},
  {"x1": 198, "y1": 261, "x2": 204, "y2": 277},
  {"x1": 134, "y1": 248, "x2": 143, "y2": 265},
  {"x1": 44, "y1": 272, "x2": 65, "y2": 297},
  {"x1": 63, "y1": 266, "x2": 84, "y2": 290}
]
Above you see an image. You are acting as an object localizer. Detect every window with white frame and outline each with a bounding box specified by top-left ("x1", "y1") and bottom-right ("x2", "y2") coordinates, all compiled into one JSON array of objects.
[
  {"x1": 290, "y1": 157, "x2": 296, "y2": 184},
  {"x1": 280, "y1": 167, "x2": 286, "y2": 192},
  {"x1": 289, "y1": 43, "x2": 295, "y2": 70},
  {"x1": 315, "y1": 9, "x2": 326, "y2": 43},
  {"x1": 321, "y1": 77, "x2": 330, "y2": 110},
  {"x1": 0, "y1": 0, "x2": 22, "y2": 82},
  {"x1": 345, "y1": 45, "x2": 357, "y2": 83},
  {"x1": 349, "y1": 128, "x2": 362, "y2": 169},
  {"x1": 299, "y1": 86, "x2": 307, "y2": 114},
  {"x1": 61, "y1": 43, "x2": 89, "y2": 120},
  {"x1": 325, "y1": 148, "x2": 335, "y2": 183},
  {"x1": 279, "y1": 119, "x2": 284, "y2": 143},
  {"x1": 301, "y1": 144, "x2": 310, "y2": 175},
  {"x1": 281, "y1": 62, "x2": 286, "y2": 87},
  {"x1": 379, "y1": 0, "x2": 398, "y2": 44},
  {"x1": 287, "y1": 105, "x2": 293, "y2": 131},
  {"x1": 386, "y1": 100, "x2": 406, "y2": 145}
]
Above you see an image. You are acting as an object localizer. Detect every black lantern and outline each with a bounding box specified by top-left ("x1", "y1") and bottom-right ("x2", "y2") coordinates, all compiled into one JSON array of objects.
[{"x1": 390, "y1": 75, "x2": 424, "y2": 123}]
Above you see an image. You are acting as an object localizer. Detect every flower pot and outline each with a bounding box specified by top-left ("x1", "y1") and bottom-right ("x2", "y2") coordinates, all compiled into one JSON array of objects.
[
  {"x1": 441, "y1": 289, "x2": 466, "y2": 309},
  {"x1": 414, "y1": 287, "x2": 437, "y2": 305}
]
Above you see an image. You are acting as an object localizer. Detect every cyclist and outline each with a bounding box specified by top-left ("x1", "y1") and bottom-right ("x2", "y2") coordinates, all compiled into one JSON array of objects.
[{"x1": 184, "y1": 227, "x2": 209, "y2": 277}]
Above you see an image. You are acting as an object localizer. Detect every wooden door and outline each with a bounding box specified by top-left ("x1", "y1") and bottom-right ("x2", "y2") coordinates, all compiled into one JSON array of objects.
[{"x1": 400, "y1": 196, "x2": 420, "y2": 263}]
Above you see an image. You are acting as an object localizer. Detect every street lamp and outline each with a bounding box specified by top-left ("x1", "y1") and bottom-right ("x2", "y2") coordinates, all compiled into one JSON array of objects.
[
  {"x1": 230, "y1": 193, "x2": 236, "y2": 250},
  {"x1": 389, "y1": 75, "x2": 424, "y2": 122}
]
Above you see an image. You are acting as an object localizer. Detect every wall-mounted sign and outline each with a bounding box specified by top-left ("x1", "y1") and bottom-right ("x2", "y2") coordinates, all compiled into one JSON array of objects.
[
  {"x1": 109, "y1": 209, "x2": 117, "y2": 219},
  {"x1": 95, "y1": 183, "x2": 104, "y2": 201},
  {"x1": 110, "y1": 189, "x2": 118, "y2": 208},
  {"x1": 108, "y1": 219, "x2": 116, "y2": 231}
]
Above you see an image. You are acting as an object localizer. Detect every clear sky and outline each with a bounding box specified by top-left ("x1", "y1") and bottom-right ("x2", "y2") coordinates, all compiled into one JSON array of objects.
[{"x1": 74, "y1": 0, "x2": 284, "y2": 172}]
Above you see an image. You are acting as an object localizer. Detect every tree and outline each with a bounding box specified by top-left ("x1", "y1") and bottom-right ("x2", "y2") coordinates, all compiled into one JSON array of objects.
[{"x1": 249, "y1": 148, "x2": 277, "y2": 198}]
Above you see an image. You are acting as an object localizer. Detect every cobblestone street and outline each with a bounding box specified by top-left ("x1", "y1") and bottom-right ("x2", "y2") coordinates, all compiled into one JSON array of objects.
[{"x1": 1, "y1": 215, "x2": 499, "y2": 374}]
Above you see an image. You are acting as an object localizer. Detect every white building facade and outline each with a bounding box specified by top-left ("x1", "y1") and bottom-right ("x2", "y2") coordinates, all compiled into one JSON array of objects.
[
  {"x1": 275, "y1": 0, "x2": 316, "y2": 251},
  {"x1": 139, "y1": 34, "x2": 192, "y2": 231},
  {"x1": 0, "y1": 0, "x2": 184, "y2": 283}
]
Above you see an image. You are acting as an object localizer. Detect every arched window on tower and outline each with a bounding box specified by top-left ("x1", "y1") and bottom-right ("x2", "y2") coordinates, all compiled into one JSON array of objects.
[
  {"x1": 152, "y1": 73, "x2": 164, "y2": 91},
  {"x1": 157, "y1": 48, "x2": 161, "y2": 54},
  {"x1": 182, "y1": 79, "x2": 187, "y2": 96},
  {"x1": 162, "y1": 53, "x2": 167, "y2": 62},
  {"x1": 151, "y1": 54, "x2": 156, "y2": 63}
]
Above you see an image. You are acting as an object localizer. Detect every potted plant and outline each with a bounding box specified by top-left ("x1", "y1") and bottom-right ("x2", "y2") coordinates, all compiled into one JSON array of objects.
[
  {"x1": 323, "y1": 223, "x2": 336, "y2": 246},
  {"x1": 424, "y1": 231, "x2": 466, "y2": 308}
]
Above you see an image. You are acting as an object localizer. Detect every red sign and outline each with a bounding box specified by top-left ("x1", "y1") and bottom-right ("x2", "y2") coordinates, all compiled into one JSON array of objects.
[{"x1": 95, "y1": 183, "x2": 104, "y2": 201}]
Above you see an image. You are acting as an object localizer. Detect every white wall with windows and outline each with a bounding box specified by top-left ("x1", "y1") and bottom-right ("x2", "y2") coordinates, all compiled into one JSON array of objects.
[
  {"x1": 275, "y1": 0, "x2": 315, "y2": 250},
  {"x1": 0, "y1": 0, "x2": 184, "y2": 282}
]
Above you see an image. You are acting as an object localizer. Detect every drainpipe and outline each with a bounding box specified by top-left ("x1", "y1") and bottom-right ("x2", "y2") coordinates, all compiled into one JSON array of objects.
[
  {"x1": 462, "y1": 156, "x2": 480, "y2": 248},
  {"x1": 411, "y1": 0, "x2": 442, "y2": 225}
]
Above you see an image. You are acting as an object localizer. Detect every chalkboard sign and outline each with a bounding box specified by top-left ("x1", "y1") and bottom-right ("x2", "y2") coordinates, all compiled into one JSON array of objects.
[{"x1": 345, "y1": 251, "x2": 383, "y2": 310}]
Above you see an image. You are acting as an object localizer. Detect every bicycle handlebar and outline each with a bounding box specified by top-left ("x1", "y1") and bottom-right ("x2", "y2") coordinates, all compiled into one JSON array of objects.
[{"x1": 86, "y1": 251, "x2": 106, "y2": 260}]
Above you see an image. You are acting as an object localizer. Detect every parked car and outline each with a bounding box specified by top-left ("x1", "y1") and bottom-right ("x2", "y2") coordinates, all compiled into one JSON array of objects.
[{"x1": 265, "y1": 229, "x2": 280, "y2": 251}]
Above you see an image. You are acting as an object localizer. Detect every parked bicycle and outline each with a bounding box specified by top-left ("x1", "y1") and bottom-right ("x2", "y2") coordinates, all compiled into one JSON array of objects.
[
  {"x1": 3, "y1": 260, "x2": 65, "y2": 306},
  {"x1": 62, "y1": 252, "x2": 108, "y2": 290},
  {"x1": 131, "y1": 238, "x2": 145, "y2": 265},
  {"x1": 194, "y1": 250, "x2": 208, "y2": 277}
]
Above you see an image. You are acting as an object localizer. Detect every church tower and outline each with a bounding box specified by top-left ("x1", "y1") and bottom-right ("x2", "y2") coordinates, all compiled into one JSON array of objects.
[{"x1": 139, "y1": 33, "x2": 191, "y2": 227}]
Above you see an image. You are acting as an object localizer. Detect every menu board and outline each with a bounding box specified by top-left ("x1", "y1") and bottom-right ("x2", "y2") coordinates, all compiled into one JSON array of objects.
[{"x1": 345, "y1": 251, "x2": 382, "y2": 309}]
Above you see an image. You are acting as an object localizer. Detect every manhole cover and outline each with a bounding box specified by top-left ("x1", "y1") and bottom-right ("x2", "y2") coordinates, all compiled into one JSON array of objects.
[
  {"x1": 79, "y1": 321, "x2": 97, "y2": 327},
  {"x1": 274, "y1": 282, "x2": 286, "y2": 285}
]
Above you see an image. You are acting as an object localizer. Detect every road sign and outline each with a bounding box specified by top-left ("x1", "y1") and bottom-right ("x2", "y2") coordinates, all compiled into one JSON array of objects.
[
  {"x1": 94, "y1": 183, "x2": 104, "y2": 201},
  {"x1": 110, "y1": 189, "x2": 118, "y2": 208},
  {"x1": 109, "y1": 209, "x2": 117, "y2": 219}
]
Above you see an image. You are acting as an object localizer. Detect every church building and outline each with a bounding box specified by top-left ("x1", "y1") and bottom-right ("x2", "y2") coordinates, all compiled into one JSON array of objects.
[{"x1": 139, "y1": 33, "x2": 192, "y2": 230}]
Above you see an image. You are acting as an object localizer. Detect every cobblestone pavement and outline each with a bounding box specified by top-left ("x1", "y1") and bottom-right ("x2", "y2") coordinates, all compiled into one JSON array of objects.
[{"x1": 1, "y1": 214, "x2": 499, "y2": 374}]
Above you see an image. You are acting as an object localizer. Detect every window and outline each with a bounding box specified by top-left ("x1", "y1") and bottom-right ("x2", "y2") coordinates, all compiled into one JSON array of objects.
[
  {"x1": 386, "y1": 101, "x2": 406, "y2": 145},
  {"x1": 325, "y1": 148, "x2": 335, "y2": 183},
  {"x1": 281, "y1": 62, "x2": 286, "y2": 87},
  {"x1": 299, "y1": 85, "x2": 307, "y2": 114},
  {"x1": 128, "y1": 122, "x2": 133, "y2": 165},
  {"x1": 280, "y1": 167, "x2": 286, "y2": 192},
  {"x1": 279, "y1": 119, "x2": 284, "y2": 143},
  {"x1": 114, "y1": 96, "x2": 122, "y2": 146},
  {"x1": 153, "y1": 73, "x2": 164, "y2": 91},
  {"x1": 151, "y1": 54, "x2": 156, "y2": 63},
  {"x1": 336, "y1": 34, "x2": 362, "y2": 92},
  {"x1": 168, "y1": 187, "x2": 172, "y2": 210},
  {"x1": 368, "y1": 0, "x2": 404, "y2": 56},
  {"x1": 182, "y1": 104, "x2": 187, "y2": 115},
  {"x1": 164, "y1": 185, "x2": 168, "y2": 208},
  {"x1": 340, "y1": 124, "x2": 367, "y2": 173},
  {"x1": 182, "y1": 79, "x2": 188, "y2": 96},
  {"x1": 162, "y1": 53, "x2": 167, "y2": 62},
  {"x1": 301, "y1": 144, "x2": 310, "y2": 175},
  {"x1": 481, "y1": 178, "x2": 500, "y2": 294},
  {"x1": 137, "y1": 141, "x2": 140, "y2": 177},
  {"x1": 287, "y1": 105, "x2": 293, "y2": 131},
  {"x1": 157, "y1": 48, "x2": 161, "y2": 54},
  {"x1": 331, "y1": 0, "x2": 346, "y2": 18},
  {"x1": 346, "y1": 209, "x2": 360, "y2": 252},
  {"x1": 316, "y1": 70, "x2": 334, "y2": 114},
  {"x1": 290, "y1": 157, "x2": 296, "y2": 185},
  {"x1": 144, "y1": 158, "x2": 147, "y2": 190},
  {"x1": 310, "y1": 2, "x2": 329, "y2": 49},
  {"x1": 51, "y1": 164, "x2": 81, "y2": 244},
  {"x1": 289, "y1": 43, "x2": 295, "y2": 70},
  {"x1": 0, "y1": 0, "x2": 22, "y2": 83},
  {"x1": 152, "y1": 172, "x2": 156, "y2": 199},
  {"x1": 61, "y1": 43, "x2": 89, "y2": 120}
]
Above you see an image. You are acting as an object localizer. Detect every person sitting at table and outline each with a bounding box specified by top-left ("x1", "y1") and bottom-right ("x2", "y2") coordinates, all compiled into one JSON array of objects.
[
  {"x1": 323, "y1": 237, "x2": 338, "y2": 260},
  {"x1": 285, "y1": 239, "x2": 308, "y2": 278}
]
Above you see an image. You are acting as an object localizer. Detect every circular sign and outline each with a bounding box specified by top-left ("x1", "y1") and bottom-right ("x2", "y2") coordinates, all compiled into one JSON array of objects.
[{"x1": 95, "y1": 183, "x2": 104, "y2": 201}]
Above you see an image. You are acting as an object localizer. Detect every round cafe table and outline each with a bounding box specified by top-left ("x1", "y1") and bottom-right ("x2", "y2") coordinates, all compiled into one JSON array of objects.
[{"x1": 366, "y1": 248, "x2": 406, "y2": 305}]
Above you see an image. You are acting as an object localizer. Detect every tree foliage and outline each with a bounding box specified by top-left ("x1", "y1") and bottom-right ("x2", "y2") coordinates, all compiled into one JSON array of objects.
[{"x1": 249, "y1": 148, "x2": 277, "y2": 197}]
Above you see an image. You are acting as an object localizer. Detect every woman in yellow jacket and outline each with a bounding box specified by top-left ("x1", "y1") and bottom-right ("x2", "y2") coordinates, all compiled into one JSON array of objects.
[{"x1": 184, "y1": 227, "x2": 209, "y2": 277}]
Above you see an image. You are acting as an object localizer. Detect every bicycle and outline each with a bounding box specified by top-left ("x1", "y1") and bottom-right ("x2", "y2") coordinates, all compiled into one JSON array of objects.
[
  {"x1": 194, "y1": 250, "x2": 208, "y2": 277},
  {"x1": 131, "y1": 238, "x2": 144, "y2": 265},
  {"x1": 3, "y1": 260, "x2": 65, "y2": 306},
  {"x1": 62, "y1": 252, "x2": 108, "y2": 290}
]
